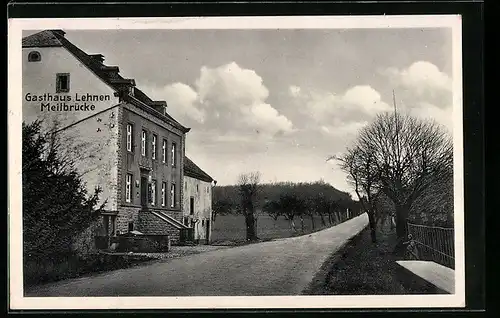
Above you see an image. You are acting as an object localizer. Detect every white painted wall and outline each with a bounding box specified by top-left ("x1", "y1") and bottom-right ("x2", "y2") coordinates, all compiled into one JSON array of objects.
[
  {"x1": 22, "y1": 46, "x2": 120, "y2": 211},
  {"x1": 182, "y1": 176, "x2": 212, "y2": 242}
]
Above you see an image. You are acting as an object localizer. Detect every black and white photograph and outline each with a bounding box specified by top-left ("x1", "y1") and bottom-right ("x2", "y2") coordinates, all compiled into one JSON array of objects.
[{"x1": 8, "y1": 16, "x2": 464, "y2": 309}]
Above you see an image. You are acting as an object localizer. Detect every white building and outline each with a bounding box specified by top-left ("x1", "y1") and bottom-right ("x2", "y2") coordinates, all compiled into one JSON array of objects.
[
  {"x1": 182, "y1": 157, "x2": 215, "y2": 244},
  {"x1": 22, "y1": 29, "x2": 215, "y2": 249}
]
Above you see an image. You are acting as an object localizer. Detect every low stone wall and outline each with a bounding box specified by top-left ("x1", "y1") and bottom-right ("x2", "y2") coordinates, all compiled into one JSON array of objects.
[{"x1": 95, "y1": 234, "x2": 171, "y2": 253}]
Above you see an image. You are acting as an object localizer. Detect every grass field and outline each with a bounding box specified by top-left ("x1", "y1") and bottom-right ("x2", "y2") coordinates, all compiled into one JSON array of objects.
[
  {"x1": 211, "y1": 212, "x2": 343, "y2": 245},
  {"x1": 304, "y1": 223, "x2": 439, "y2": 295}
]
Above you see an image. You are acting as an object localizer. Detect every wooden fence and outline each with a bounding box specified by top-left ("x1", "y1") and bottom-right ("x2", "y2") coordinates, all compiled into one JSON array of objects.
[{"x1": 407, "y1": 222, "x2": 455, "y2": 269}]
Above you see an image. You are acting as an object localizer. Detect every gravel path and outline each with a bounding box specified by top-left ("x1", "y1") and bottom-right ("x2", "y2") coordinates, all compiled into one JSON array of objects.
[
  {"x1": 25, "y1": 214, "x2": 368, "y2": 297},
  {"x1": 120, "y1": 245, "x2": 231, "y2": 260}
]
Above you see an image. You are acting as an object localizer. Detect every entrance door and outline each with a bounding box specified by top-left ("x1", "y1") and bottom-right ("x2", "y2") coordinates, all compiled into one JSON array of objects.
[{"x1": 140, "y1": 176, "x2": 148, "y2": 208}]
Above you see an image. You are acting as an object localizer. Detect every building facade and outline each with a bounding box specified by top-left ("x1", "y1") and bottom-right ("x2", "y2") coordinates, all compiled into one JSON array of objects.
[
  {"x1": 182, "y1": 157, "x2": 215, "y2": 244},
  {"x1": 22, "y1": 30, "x2": 213, "y2": 247}
]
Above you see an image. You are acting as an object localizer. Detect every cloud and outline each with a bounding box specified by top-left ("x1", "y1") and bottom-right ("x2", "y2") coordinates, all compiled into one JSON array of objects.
[
  {"x1": 289, "y1": 84, "x2": 391, "y2": 124},
  {"x1": 342, "y1": 85, "x2": 392, "y2": 114},
  {"x1": 400, "y1": 61, "x2": 452, "y2": 92},
  {"x1": 162, "y1": 83, "x2": 205, "y2": 123},
  {"x1": 146, "y1": 62, "x2": 293, "y2": 137},
  {"x1": 382, "y1": 61, "x2": 452, "y2": 106},
  {"x1": 289, "y1": 85, "x2": 301, "y2": 97},
  {"x1": 379, "y1": 61, "x2": 453, "y2": 129},
  {"x1": 409, "y1": 102, "x2": 453, "y2": 133},
  {"x1": 196, "y1": 62, "x2": 270, "y2": 107},
  {"x1": 320, "y1": 121, "x2": 368, "y2": 137}
]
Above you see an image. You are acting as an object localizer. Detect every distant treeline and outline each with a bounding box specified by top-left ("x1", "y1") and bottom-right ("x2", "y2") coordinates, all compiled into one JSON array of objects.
[{"x1": 213, "y1": 180, "x2": 360, "y2": 218}]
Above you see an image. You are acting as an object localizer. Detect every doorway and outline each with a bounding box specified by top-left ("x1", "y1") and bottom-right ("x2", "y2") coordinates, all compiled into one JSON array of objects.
[
  {"x1": 140, "y1": 176, "x2": 148, "y2": 209},
  {"x1": 190, "y1": 197, "x2": 194, "y2": 215}
]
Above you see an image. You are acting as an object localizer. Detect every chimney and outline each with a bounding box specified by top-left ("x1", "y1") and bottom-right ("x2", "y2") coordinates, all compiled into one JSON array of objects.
[
  {"x1": 90, "y1": 54, "x2": 105, "y2": 63},
  {"x1": 150, "y1": 101, "x2": 167, "y2": 115}
]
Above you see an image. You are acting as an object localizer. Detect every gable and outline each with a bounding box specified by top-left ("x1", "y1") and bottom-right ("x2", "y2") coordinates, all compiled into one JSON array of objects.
[{"x1": 22, "y1": 30, "x2": 190, "y2": 133}]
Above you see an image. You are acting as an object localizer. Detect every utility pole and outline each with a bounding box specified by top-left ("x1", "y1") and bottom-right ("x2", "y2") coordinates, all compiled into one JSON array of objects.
[
  {"x1": 392, "y1": 89, "x2": 397, "y2": 117},
  {"x1": 393, "y1": 89, "x2": 398, "y2": 142},
  {"x1": 393, "y1": 89, "x2": 401, "y2": 175}
]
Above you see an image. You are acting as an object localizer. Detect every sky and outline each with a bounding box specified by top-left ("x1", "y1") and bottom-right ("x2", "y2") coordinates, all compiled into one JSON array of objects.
[{"x1": 25, "y1": 27, "x2": 454, "y2": 196}]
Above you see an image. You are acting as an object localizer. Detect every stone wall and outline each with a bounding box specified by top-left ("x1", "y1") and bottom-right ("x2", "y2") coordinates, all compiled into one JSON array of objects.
[
  {"x1": 116, "y1": 206, "x2": 141, "y2": 234},
  {"x1": 138, "y1": 211, "x2": 181, "y2": 243}
]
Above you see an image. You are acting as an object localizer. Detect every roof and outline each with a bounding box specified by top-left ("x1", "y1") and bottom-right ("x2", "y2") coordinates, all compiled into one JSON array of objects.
[
  {"x1": 184, "y1": 156, "x2": 214, "y2": 183},
  {"x1": 22, "y1": 30, "x2": 64, "y2": 47},
  {"x1": 22, "y1": 30, "x2": 190, "y2": 133}
]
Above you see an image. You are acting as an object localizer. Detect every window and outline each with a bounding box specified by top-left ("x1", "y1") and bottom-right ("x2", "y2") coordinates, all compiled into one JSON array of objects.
[
  {"x1": 196, "y1": 184, "x2": 199, "y2": 193},
  {"x1": 152, "y1": 134, "x2": 157, "y2": 160},
  {"x1": 141, "y1": 130, "x2": 147, "y2": 156},
  {"x1": 170, "y1": 183, "x2": 176, "y2": 208},
  {"x1": 184, "y1": 181, "x2": 187, "y2": 191},
  {"x1": 207, "y1": 186, "x2": 210, "y2": 194},
  {"x1": 171, "y1": 143, "x2": 176, "y2": 167},
  {"x1": 162, "y1": 139, "x2": 167, "y2": 163},
  {"x1": 28, "y1": 51, "x2": 41, "y2": 62},
  {"x1": 125, "y1": 174, "x2": 132, "y2": 203},
  {"x1": 151, "y1": 180, "x2": 156, "y2": 206},
  {"x1": 202, "y1": 219, "x2": 205, "y2": 227},
  {"x1": 56, "y1": 73, "x2": 70, "y2": 93},
  {"x1": 161, "y1": 182, "x2": 167, "y2": 207},
  {"x1": 128, "y1": 222, "x2": 134, "y2": 232},
  {"x1": 126, "y1": 124, "x2": 133, "y2": 152}
]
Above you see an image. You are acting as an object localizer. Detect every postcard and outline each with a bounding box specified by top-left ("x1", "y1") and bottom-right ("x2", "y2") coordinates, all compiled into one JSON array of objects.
[{"x1": 8, "y1": 15, "x2": 464, "y2": 310}]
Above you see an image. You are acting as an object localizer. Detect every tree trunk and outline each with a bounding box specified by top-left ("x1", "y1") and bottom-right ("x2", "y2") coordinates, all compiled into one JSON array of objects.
[
  {"x1": 310, "y1": 214, "x2": 315, "y2": 230},
  {"x1": 328, "y1": 213, "x2": 332, "y2": 224},
  {"x1": 289, "y1": 218, "x2": 297, "y2": 232},
  {"x1": 393, "y1": 204, "x2": 409, "y2": 254},
  {"x1": 319, "y1": 213, "x2": 326, "y2": 226},
  {"x1": 378, "y1": 213, "x2": 386, "y2": 231},
  {"x1": 300, "y1": 216, "x2": 304, "y2": 232},
  {"x1": 245, "y1": 213, "x2": 258, "y2": 241},
  {"x1": 367, "y1": 210, "x2": 377, "y2": 243}
]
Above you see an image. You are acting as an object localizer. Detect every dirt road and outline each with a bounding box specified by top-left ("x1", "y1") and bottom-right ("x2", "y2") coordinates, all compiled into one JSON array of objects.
[{"x1": 25, "y1": 213, "x2": 368, "y2": 297}]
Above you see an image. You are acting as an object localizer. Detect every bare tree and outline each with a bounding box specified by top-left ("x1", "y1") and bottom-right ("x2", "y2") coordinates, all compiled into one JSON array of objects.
[
  {"x1": 212, "y1": 185, "x2": 235, "y2": 223},
  {"x1": 262, "y1": 200, "x2": 282, "y2": 229},
  {"x1": 237, "y1": 172, "x2": 261, "y2": 241},
  {"x1": 304, "y1": 198, "x2": 316, "y2": 230},
  {"x1": 328, "y1": 200, "x2": 339, "y2": 224},
  {"x1": 279, "y1": 193, "x2": 305, "y2": 232},
  {"x1": 332, "y1": 146, "x2": 380, "y2": 243},
  {"x1": 355, "y1": 113, "x2": 453, "y2": 250}
]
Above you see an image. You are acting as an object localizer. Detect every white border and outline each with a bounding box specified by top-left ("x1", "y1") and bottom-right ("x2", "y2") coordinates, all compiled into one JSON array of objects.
[{"x1": 8, "y1": 15, "x2": 465, "y2": 310}]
